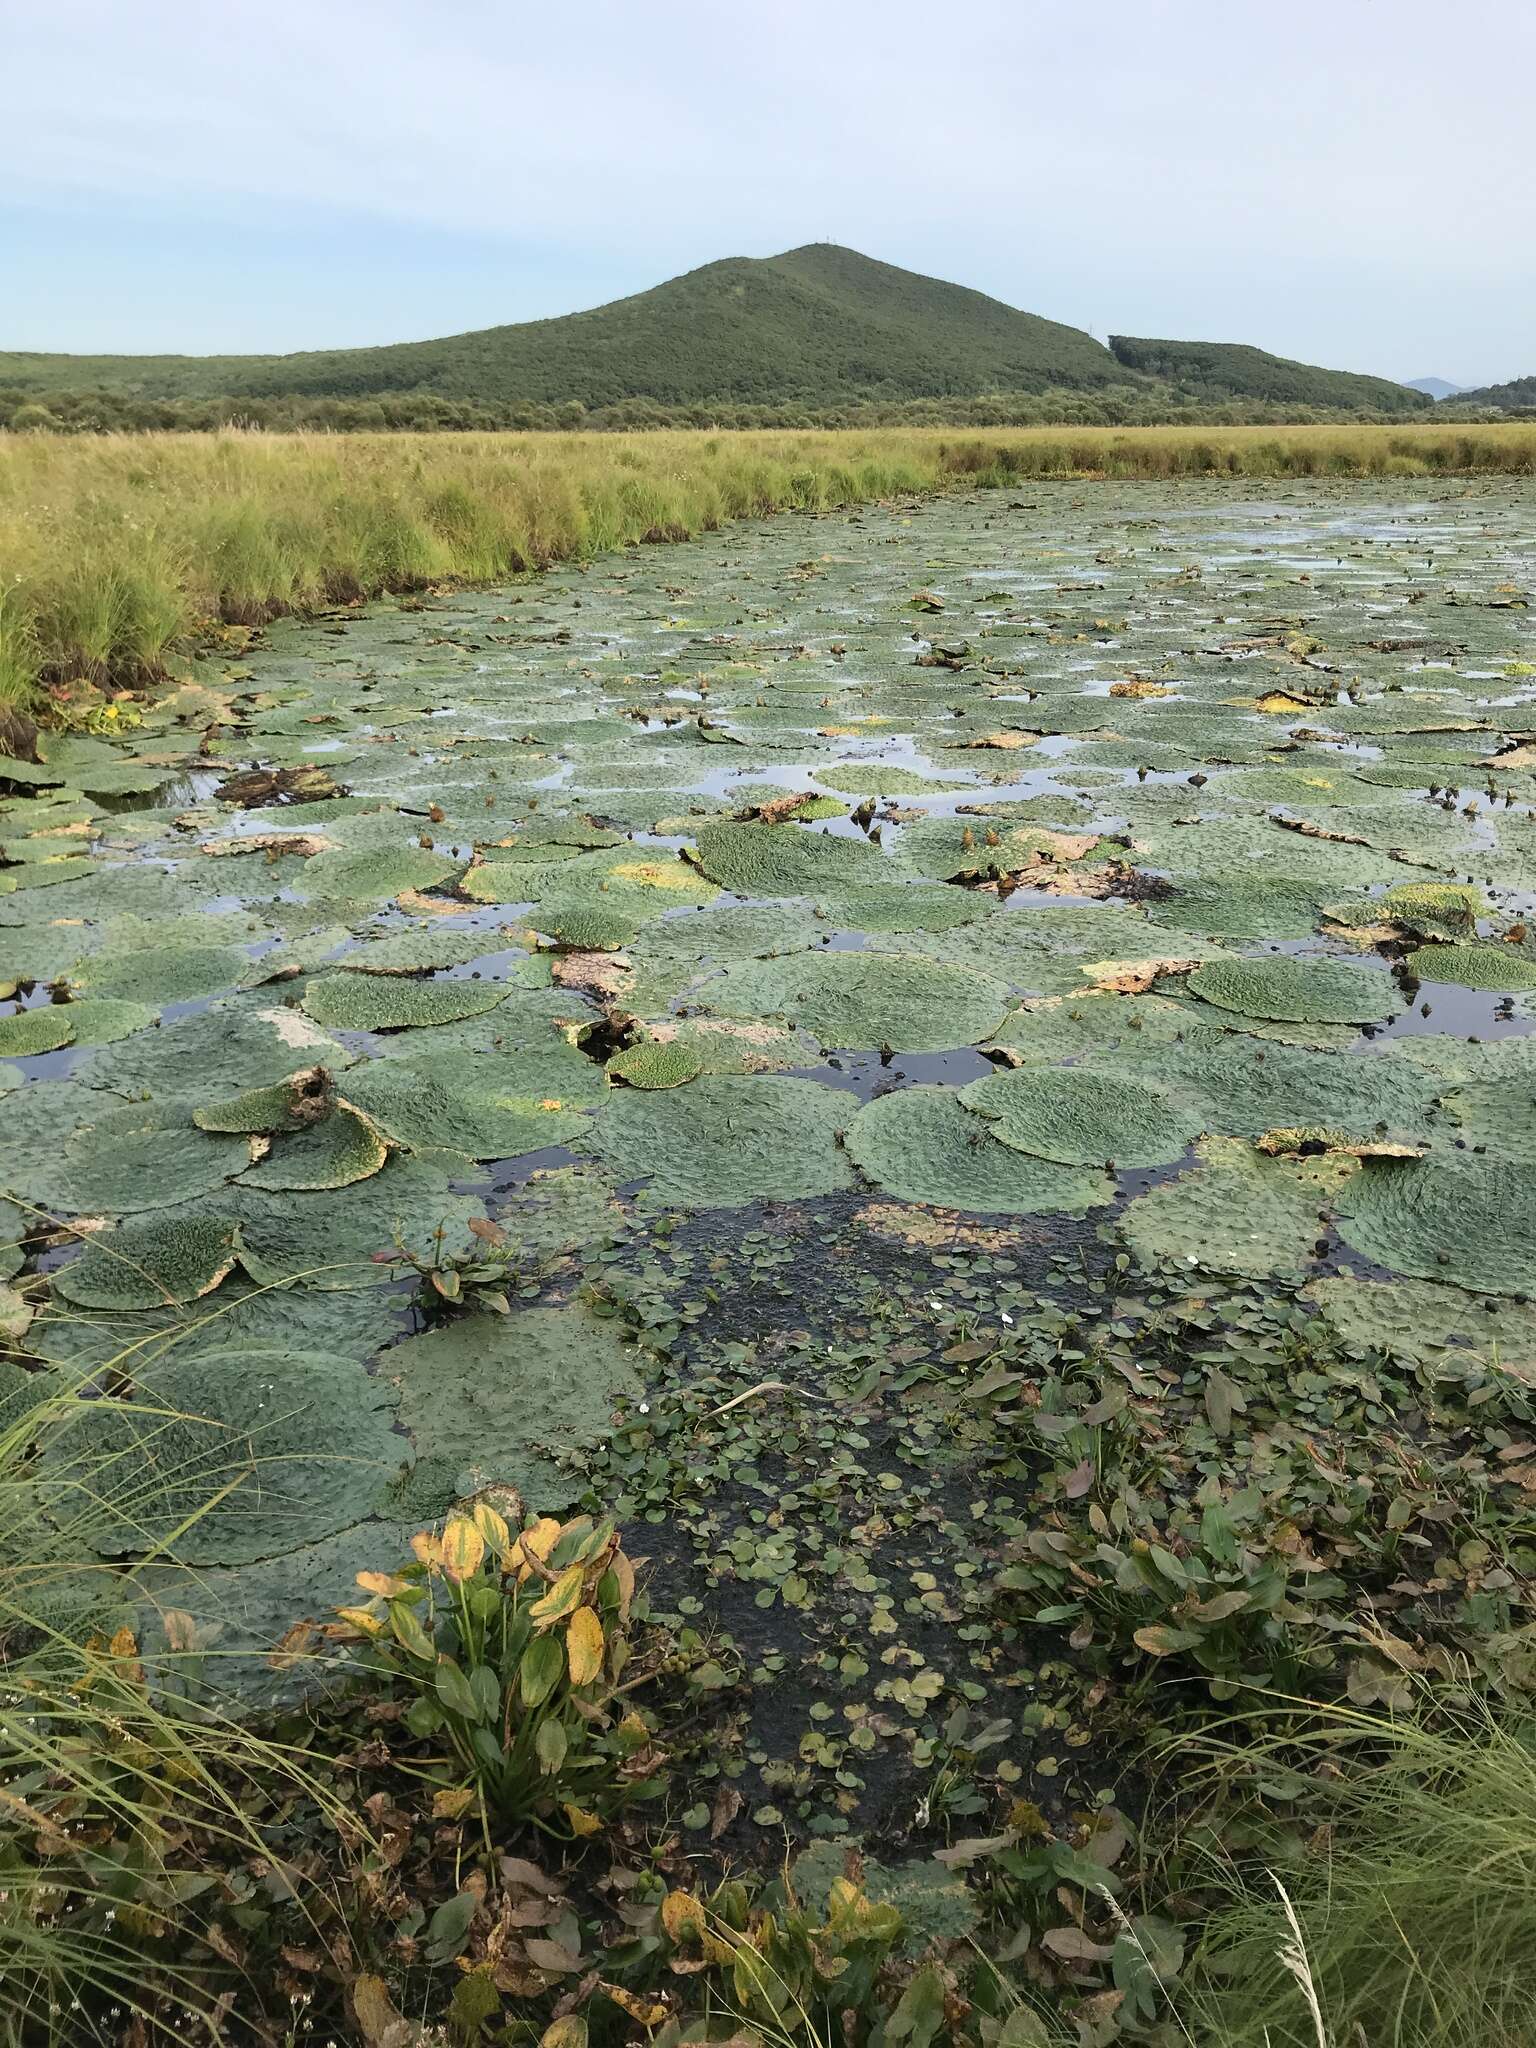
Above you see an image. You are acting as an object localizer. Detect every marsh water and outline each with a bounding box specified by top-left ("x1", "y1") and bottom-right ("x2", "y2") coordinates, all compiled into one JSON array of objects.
[{"x1": 4, "y1": 478, "x2": 1535, "y2": 1836}]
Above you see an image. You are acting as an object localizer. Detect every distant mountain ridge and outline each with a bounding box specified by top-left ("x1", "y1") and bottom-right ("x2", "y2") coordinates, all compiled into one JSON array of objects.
[
  {"x1": 1444, "y1": 374, "x2": 1536, "y2": 412},
  {"x1": 0, "y1": 244, "x2": 1434, "y2": 424},
  {"x1": 1108, "y1": 335, "x2": 1427, "y2": 416},
  {"x1": 1406, "y1": 377, "x2": 1464, "y2": 400}
]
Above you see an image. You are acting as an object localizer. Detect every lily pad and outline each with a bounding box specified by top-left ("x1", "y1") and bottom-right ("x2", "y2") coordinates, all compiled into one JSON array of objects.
[
  {"x1": 1405, "y1": 942, "x2": 1536, "y2": 992},
  {"x1": 339, "y1": 1052, "x2": 594, "y2": 1158},
  {"x1": 0, "y1": 1006, "x2": 75, "y2": 1057},
  {"x1": 1187, "y1": 955, "x2": 1396, "y2": 1026},
  {"x1": 52, "y1": 1215, "x2": 243, "y2": 1310},
  {"x1": 583, "y1": 1074, "x2": 853, "y2": 1206},
  {"x1": 1120, "y1": 1136, "x2": 1357, "y2": 1279},
  {"x1": 301, "y1": 974, "x2": 509, "y2": 1033},
  {"x1": 386, "y1": 1303, "x2": 644, "y2": 1512},
  {"x1": 959, "y1": 1066, "x2": 1202, "y2": 1168},
  {"x1": 1304, "y1": 1275, "x2": 1536, "y2": 1377},
  {"x1": 688, "y1": 821, "x2": 886, "y2": 897},
  {"x1": 700, "y1": 951, "x2": 1011, "y2": 1052},
  {"x1": 40, "y1": 1349, "x2": 407, "y2": 1564},
  {"x1": 1334, "y1": 1155, "x2": 1536, "y2": 1297},
  {"x1": 236, "y1": 1103, "x2": 392, "y2": 1191},
  {"x1": 844, "y1": 1087, "x2": 1113, "y2": 1216},
  {"x1": 607, "y1": 1040, "x2": 703, "y2": 1089}
]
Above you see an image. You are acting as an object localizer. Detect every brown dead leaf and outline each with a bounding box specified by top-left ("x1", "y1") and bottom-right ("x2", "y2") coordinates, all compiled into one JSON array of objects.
[
  {"x1": 1079, "y1": 956, "x2": 1199, "y2": 994},
  {"x1": 550, "y1": 951, "x2": 631, "y2": 1001}
]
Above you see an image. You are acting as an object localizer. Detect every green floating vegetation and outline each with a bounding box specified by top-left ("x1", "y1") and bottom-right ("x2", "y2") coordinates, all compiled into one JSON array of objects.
[
  {"x1": 52, "y1": 1213, "x2": 244, "y2": 1310},
  {"x1": 844, "y1": 1086, "x2": 1113, "y2": 1216},
  {"x1": 385, "y1": 1302, "x2": 644, "y2": 1512},
  {"x1": 340, "y1": 1052, "x2": 593, "y2": 1158},
  {"x1": 1118, "y1": 1135, "x2": 1357, "y2": 1279},
  {"x1": 1406, "y1": 941, "x2": 1536, "y2": 991},
  {"x1": 1187, "y1": 954, "x2": 1396, "y2": 1025},
  {"x1": 583, "y1": 1073, "x2": 853, "y2": 1206},
  {"x1": 41, "y1": 1348, "x2": 407, "y2": 1564},
  {"x1": 606, "y1": 1039, "x2": 703, "y2": 1090},
  {"x1": 699, "y1": 950, "x2": 1012, "y2": 1052},
  {"x1": 0, "y1": 1005, "x2": 75, "y2": 1057},
  {"x1": 1334, "y1": 1155, "x2": 1536, "y2": 1297},
  {"x1": 688, "y1": 820, "x2": 886, "y2": 897},
  {"x1": 300, "y1": 973, "x2": 509, "y2": 1032},
  {"x1": 960, "y1": 1065, "x2": 1202, "y2": 1168}
]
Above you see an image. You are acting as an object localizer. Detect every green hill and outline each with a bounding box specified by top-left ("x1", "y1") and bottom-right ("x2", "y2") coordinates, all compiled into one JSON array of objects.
[
  {"x1": 1108, "y1": 335, "x2": 1430, "y2": 416},
  {"x1": 0, "y1": 245, "x2": 1430, "y2": 428},
  {"x1": 1445, "y1": 374, "x2": 1536, "y2": 412},
  {"x1": 0, "y1": 245, "x2": 1122, "y2": 409}
]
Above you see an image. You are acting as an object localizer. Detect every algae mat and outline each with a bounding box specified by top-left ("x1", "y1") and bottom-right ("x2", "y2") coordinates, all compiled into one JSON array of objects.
[{"x1": 5, "y1": 479, "x2": 1536, "y2": 1758}]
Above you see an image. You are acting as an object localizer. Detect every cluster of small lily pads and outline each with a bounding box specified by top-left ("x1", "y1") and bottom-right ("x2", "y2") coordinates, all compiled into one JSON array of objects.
[{"x1": 2, "y1": 475, "x2": 1535, "y2": 1786}]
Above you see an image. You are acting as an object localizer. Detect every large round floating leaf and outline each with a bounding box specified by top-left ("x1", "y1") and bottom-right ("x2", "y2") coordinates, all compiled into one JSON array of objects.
[
  {"x1": 339, "y1": 927, "x2": 509, "y2": 975},
  {"x1": 301, "y1": 974, "x2": 508, "y2": 1033},
  {"x1": 1304, "y1": 1275, "x2": 1536, "y2": 1377},
  {"x1": 134, "y1": 1519, "x2": 416, "y2": 1708},
  {"x1": 339, "y1": 1052, "x2": 592, "y2": 1159},
  {"x1": 1119, "y1": 1136, "x2": 1357, "y2": 1280},
  {"x1": 492, "y1": 1164, "x2": 622, "y2": 1262},
  {"x1": 1439, "y1": 1081, "x2": 1536, "y2": 1165},
  {"x1": 988, "y1": 992, "x2": 1192, "y2": 1063},
  {"x1": 960, "y1": 1067, "x2": 1202, "y2": 1168},
  {"x1": 811, "y1": 764, "x2": 973, "y2": 797},
  {"x1": 70, "y1": 943, "x2": 251, "y2": 1008},
  {"x1": 893, "y1": 816, "x2": 1097, "y2": 882},
  {"x1": 227, "y1": 1157, "x2": 486, "y2": 1288},
  {"x1": 1148, "y1": 876, "x2": 1328, "y2": 941},
  {"x1": 583, "y1": 1073, "x2": 853, "y2": 1207},
  {"x1": 237, "y1": 1103, "x2": 391, "y2": 1191},
  {"x1": 299, "y1": 843, "x2": 460, "y2": 900},
  {"x1": 1187, "y1": 955, "x2": 1395, "y2": 1025},
  {"x1": 44, "y1": 1102, "x2": 250, "y2": 1217},
  {"x1": 56, "y1": 1000, "x2": 158, "y2": 1049},
  {"x1": 700, "y1": 951, "x2": 1011, "y2": 1052},
  {"x1": 41, "y1": 1348, "x2": 406, "y2": 1564},
  {"x1": 52, "y1": 1214, "x2": 242, "y2": 1310},
  {"x1": 386, "y1": 1303, "x2": 643, "y2": 1512},
  {"x1": 1334, "y1": 1155, "x2": 1536, "y2": 1297},
  {"x1": 606, "y1": 1040, "x2": 702, "y2": 1089},
  {"x1": 1405, "y1": 942, "x2": 1536, "y2": 992},
  {"x1": 688, "y1": 821, "x2": 886, "y2": 897},
  {"x1": 77, "y1": 1005, "x2": 356, "y2": 1100},
  {"x1": 0, "y1": 1006, "x2": 74, "y2": 1057},
  {"x1": 844, "y1": 1086, "x2": 1113, "y2": 1216},
  {"x1": 813, "y1": 883, "x2": 997, "y2": 936},
  {"x1": 1143, "y1": 1033, "x2": 1436, "y2": 1142}
]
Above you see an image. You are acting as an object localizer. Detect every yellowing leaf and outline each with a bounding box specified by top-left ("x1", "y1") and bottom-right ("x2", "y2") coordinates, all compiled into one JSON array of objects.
[
  {"x1": 355, "y1": 1570, "x2": 409, "y2": 1597},
  {"x1": 661, "y1": 1888, "x2": 707, "y2": 1942},
  {"x1": 470, "y1": 1501, "x2": 510, "y2": 1555},
  {"x1": 538, "y1": 2020, "x2": 589, "y2": 2048},
  {"x1": 599, "y1": 1984, "x2": 669, "y2": 2025},
  {"x1": 529, "y1": 1563, "x2": 584, "y2": 1627},
  {"x1": 565, "y1": 1605, "x2": 605, "y2": 1686},
  {"x1": 516, "y1": 1516, "x2": 564, "y2": 1582},
  {"x1": 334, "y1": 1606, "x2": 386, "y2": 1637},
  {"x1": 441, "y1": 1515, "x2": 485, "y2": 1582},
  {"x1": 411, "y1": 1530, "x2": 445, "y2": 1568},
  {"x1": 433, "y1": 1786, "x2": 478, "y2": 1820},
  {"x1": 563, "y1": 1802, "x2": 602, "y2": 1837}
]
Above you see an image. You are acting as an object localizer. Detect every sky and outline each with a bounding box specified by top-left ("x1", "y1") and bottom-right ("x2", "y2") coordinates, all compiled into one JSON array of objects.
[{"x1": 3, "y1": 0, "x2": 1531, "y2": 387}]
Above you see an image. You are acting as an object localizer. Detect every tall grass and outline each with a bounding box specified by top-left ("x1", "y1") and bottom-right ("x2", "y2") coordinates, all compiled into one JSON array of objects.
[
  {"x1": 2, "y1": 423, "x2": 1535, "y2": 713},
  {"x1": 0, "y1": 1369, "x2": 367, "y2": 2041},
  {"x1": 1177, "y1": 1702, "x2": 1536, "y2": 2047}
]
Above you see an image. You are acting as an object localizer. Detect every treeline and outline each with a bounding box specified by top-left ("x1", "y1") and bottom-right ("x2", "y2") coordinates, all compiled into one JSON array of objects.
[{"x1": 0, "y1": 383, "x2": 1494, "y2": 436}]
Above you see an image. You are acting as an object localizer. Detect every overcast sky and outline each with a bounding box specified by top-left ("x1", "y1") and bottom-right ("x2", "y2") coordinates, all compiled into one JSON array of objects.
[{"x1": 3, "y1": 0, "x2": 1530, "y2": 386}]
